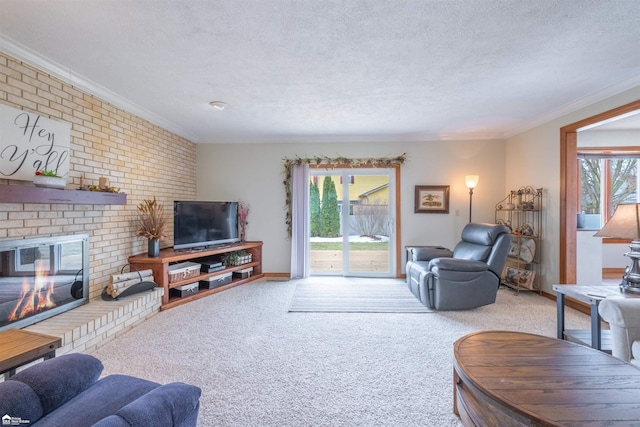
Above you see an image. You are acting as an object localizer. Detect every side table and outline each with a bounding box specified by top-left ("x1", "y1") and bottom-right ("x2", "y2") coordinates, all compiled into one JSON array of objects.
[
  {"x1": 0, "y1": 329, "x2": 61, "y2": 379},
  {"x1": 553, "y1": 284, "x2": 638, "y2": 351}
]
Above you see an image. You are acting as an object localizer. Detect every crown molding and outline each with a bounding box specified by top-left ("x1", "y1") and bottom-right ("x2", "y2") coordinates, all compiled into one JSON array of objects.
[
  {"x1": 0, "y1": 34, "x2": 199, "y2": 142},
  {"x1": 505, "y1": 75, "x2": 640, "y2": 138},
  {"x1": 197, "y1": 130, "x2": 506, "y2": 144}
]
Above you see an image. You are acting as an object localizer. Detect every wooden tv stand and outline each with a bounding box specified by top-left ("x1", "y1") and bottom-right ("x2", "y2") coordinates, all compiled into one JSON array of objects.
[{"x1": 128, "y1": 241, "x2": 263, "y2": 310}]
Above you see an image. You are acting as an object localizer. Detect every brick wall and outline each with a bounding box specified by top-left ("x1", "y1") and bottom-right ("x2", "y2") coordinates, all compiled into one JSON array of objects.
[{"x1": 0, "y1": 52, "x2": 197, "y2": 299}]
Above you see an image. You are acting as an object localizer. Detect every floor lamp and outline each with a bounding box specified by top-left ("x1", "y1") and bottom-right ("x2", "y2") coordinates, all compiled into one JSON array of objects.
[
  {"x1": 594, "y1": 203, "x2": 640, "y2": 293},
  {"x1": 465, "y1": 175, "x2": 479, "y2": 223}
]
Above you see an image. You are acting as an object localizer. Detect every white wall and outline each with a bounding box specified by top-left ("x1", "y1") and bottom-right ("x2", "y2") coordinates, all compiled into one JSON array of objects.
[
  {"x1": 576, "y1": 230, "x2": 602, "y2": 285},
  {"x1": 505, "y1": 85, "x2": 640, "y2": 293},
  {"x1": 579, "y1": 129, "x2": 640, "y2": 147},
  {"x1": 196, "y1": 140, "x2": 505, "y2": 274}
]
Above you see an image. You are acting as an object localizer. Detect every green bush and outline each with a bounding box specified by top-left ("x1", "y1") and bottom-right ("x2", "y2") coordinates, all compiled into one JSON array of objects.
[
  {"x1": 320, "y1": 176, "x2": 340, "y2": 237},
  {"x1": 310, "y1": 181, "x2": 321, "y2": 237}
]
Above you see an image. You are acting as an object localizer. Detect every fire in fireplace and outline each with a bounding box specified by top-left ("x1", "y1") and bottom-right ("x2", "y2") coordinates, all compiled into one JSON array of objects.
[{"x1": 0, "y1": 234, "x2": 89, "y2": 331}]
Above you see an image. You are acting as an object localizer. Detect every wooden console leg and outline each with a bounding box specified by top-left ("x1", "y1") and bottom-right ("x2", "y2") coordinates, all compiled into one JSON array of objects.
[{"x1": 453, "y1": 368, "x2": 459, "y2": 415}]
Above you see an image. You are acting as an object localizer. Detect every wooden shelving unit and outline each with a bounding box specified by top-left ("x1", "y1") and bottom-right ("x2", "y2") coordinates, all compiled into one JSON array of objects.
[
  {"x1": 128, "y1": 241, "x2": 264, "y2": 310},
  {"x1": 0, "y1": 184, "x2": 126, "y2": 205}
]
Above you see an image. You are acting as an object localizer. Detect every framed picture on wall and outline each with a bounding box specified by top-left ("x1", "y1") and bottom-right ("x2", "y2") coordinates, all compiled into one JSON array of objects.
[{"x1": 415, "y1": 185, "x2": 450, "y2": 214}]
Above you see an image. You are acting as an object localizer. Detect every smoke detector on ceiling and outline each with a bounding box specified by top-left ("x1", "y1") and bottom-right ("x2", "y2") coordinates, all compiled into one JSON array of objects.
[{"x1": 209, "y1": 101, "x2": 228, "y2": 111}]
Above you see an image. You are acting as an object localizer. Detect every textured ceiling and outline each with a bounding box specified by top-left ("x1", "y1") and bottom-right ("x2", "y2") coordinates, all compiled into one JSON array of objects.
[{"x1": 0, "y1": 0, "x2": 639, "y2": 143}]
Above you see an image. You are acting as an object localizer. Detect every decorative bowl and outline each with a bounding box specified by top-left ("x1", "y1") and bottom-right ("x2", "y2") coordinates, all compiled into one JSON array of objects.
[{"x1": 33, "y1": 175, "x2": 66, "y2": 189}]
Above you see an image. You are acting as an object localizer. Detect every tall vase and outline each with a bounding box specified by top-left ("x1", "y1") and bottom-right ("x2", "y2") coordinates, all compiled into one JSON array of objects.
[
  {"x1": 148, "y1": 239, "x2": 160, "y2": 257},
  {"x1": 240, "y1": 221, "x2": 246, "y2": 243}
]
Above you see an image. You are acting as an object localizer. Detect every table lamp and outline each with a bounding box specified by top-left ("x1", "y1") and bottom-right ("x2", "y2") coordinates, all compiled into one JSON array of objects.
[{"x1": 594, "y1": 203, "x2": 640, "y2": 293}]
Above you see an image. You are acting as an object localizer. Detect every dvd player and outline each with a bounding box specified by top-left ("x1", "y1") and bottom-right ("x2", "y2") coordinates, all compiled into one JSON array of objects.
[{"x1": 202, "y1": 265, "x2": 225, "y2": 273}]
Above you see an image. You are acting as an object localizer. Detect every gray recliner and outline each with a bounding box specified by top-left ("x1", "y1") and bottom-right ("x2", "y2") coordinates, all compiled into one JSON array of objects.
[{"x1": 406, "y1": 222, "x2": 512, "y2": 310}]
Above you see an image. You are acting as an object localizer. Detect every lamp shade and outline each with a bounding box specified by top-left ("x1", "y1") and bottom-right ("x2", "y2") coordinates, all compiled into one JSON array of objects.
[
  {"x1": 594, "y1": 203, "x2": 640, "y2": 240},
  {"x1": 465, "y1": 175, "x2": 479, "y2": 189}
]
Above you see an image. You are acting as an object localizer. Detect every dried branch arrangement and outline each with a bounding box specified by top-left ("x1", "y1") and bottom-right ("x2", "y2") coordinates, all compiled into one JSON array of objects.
[{"x1": 136, "y1": 197, "x2": 168, "y2": 240}]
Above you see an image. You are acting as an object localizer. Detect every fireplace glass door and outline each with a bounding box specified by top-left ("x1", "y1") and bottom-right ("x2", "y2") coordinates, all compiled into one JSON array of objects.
[{"x1": 0, "y1": 234, "x2": 89, "y2": 331}]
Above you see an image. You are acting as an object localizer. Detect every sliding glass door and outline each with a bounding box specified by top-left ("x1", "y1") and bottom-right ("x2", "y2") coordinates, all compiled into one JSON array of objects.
[{"x1": 309, "y1": 168, "x2": 395, "y2": 277}]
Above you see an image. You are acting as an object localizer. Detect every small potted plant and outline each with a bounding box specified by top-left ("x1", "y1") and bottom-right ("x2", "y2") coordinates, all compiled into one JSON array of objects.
[
  {"x1": 33, "y1": 169, "x2": 66, "y2": 189},
  {"x1": 222, "y1": 250, "x2": 252, "y2": 266},
  {"x1": 136, "y1": 197, "x2": 168, "y2": 257}
]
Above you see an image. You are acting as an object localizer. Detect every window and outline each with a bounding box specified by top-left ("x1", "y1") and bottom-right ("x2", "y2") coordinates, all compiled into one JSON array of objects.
[
  {"x1": 337, "y1": 201, "x2": 359, "y2": 215},
  {"x1": 579, "y1": 149, "x2": 640, "y2": 225},
  {"x1": 339, "y1": 175, "x2": 355, "y2": 184}
]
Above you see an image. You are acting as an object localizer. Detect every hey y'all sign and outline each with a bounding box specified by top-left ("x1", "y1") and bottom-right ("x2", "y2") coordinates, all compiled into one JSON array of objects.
[{"x1": 0, "y1": 103, "x2": 71, "y2": 181}]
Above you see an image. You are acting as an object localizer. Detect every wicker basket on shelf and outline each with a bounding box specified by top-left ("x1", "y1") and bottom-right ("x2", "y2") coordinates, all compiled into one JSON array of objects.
[
  {"x1": 223, "y1": 251, "x2": 252, "y2": 266},
  {"x1": 168, "y1": 262, "x2": 201, "y2": 283}
]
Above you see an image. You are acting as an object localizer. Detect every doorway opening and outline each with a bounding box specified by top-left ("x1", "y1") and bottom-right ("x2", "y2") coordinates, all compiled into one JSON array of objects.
[
  {"x1": 560, "y1": 99, "x2": 640, "y2": 284},
  {"x1": 309, "y1": 168, "x2": 396, "y2": 277}
]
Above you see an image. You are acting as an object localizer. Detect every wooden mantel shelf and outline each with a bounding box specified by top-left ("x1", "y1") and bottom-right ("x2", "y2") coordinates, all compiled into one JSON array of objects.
[{"x1": 0, "y1": 184, "x2": 127, "y2": 205}]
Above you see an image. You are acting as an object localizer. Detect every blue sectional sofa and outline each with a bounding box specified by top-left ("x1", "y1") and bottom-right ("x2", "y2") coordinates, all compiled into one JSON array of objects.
[{"x1": 0, "y1": 353, "x2": 201, "y2": 427}]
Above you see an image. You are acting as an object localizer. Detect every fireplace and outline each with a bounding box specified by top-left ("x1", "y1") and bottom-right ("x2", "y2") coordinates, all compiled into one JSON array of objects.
[{"x1": 0, "y1": 234, "x2": 89, "y2": 331}]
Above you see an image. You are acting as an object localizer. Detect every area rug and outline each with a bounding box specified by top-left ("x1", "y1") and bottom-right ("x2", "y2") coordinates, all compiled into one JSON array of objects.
[{"x1": 288, "y1": 280, "x2": 433, "y2": 313}]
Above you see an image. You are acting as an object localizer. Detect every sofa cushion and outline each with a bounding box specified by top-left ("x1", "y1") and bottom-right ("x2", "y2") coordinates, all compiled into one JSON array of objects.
[
  {"x1": 34, "y1": 374, "x2": 160, "y2": 427},
  {"x1": 452, "y1": 241, "x2": 491, "y2": 261},
  {"x1": 460, "y1": 222, "x2": 507, "y2": 245},
  {"x1": 410, "y1": 246, "x2": 452, "y2": 261},
  {"x1": 113, "y1": 382, "x2": 201, "y2": 426},
  {"x1": 0, "y1": 378, "x2": 44, "y2": 423},
  {"x1": 429, "y1": 258, "x2": 489, "y2": 273},
  {"x1": 632, "y1": 340, "x2": 640, "y2": 366},
  {"x1": 599, "y1": 297, "x2": 640, "y2": 327},
  {"x1": 11, "y1": 353, "x2": 103, "y2": 415},
  {"x1": 89, "y1": 415, "x2": 130, "y2": 427},
  {"x1": 92, "y1": 383, "x2": 201, "y2": 427}
]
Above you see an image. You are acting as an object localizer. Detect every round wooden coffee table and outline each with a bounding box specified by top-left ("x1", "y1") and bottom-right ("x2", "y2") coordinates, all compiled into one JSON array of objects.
[{"x1": 454, "y1": 330, "x2": 640, "y2": 426}]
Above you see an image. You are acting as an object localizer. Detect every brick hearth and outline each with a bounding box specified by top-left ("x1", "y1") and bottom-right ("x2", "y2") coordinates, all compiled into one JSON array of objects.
[{"x1": 24, "y1": 288, "x2": 163, "y2": 355}]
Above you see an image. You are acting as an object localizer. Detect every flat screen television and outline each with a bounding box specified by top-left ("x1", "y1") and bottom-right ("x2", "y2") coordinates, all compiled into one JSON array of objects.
[{"x1": 173, "y1": 201, "x2": 239, "y2": 250}]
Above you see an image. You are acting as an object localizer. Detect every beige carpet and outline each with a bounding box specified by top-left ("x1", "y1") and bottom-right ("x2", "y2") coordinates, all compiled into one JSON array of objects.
[
  {"x1": 288, "y1": 280, "x2": 433, "y2": 313},
  {"x1": 90, "y1": 278, "x2": 593, "y2": 427}
]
